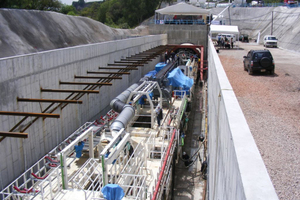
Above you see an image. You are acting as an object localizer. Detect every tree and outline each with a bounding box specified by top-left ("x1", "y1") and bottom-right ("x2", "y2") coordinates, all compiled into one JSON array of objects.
[
  {"x1": 61, "y1": 4, "x2": 77, "y2": 15},
  {"x1": 0, "y1": 0, "x2": 61, "y2": 10}
]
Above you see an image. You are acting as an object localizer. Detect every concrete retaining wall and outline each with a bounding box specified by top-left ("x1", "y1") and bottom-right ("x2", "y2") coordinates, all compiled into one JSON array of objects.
[
  {"x1": 207, "y1": 37, "x2": 278, "y2": 200},
  {"x1": 149, "y1": 24, "x2": 208, "y2": 58},
  {"x1": 0, "y1": 34, "x2": 167, "y2": 188}
]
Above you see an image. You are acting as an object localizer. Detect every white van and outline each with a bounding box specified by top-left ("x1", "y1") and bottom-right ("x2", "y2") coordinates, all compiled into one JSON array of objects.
[{"x1": 263, "y1": 35, "x2": 278, "y2": 47}]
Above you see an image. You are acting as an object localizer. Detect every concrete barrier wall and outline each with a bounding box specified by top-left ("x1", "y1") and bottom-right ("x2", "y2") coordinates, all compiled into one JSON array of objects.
[
  {"x1": 0, "y1": 34, "x2": 167, "y2": 188},
  {"x1": 207, "y1": 37, "x2": 278, "y2": 200}
]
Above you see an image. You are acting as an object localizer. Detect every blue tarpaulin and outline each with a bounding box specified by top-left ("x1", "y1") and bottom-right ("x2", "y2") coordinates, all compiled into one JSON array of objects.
[
  {"x1": 144, "y1": 70, "x2": 157, "y2": 78},
  {"x1": 155, "y1": 62, "x2": 167, "y2": 72},
  {"x1": 101, "y1": 184, "x2": 124, "y2": 200},
  {"x1": 167, "y1": 67, "x2": 194, "y2": 89}
]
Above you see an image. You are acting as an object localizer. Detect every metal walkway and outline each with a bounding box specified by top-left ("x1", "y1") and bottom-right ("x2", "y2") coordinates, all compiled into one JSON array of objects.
[{"x1": 173, "y1": 83, "x2": 207, "y2": 200}]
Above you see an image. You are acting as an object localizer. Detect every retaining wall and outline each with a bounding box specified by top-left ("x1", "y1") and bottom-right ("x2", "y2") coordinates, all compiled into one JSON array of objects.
[
  {"x1": 207, "y1": 37, "x2": 278, "y2": 200},
  {"x1": 149, "y1": 24, "x2": 208, "y2": 59},
  {"x1": 0, "y1": 34, "x2": 167, "y2": 188}
]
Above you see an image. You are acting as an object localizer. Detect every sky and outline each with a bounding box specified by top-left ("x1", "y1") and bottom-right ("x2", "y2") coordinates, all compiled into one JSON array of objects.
[{"x1": 60, "y1": 0, "x2": 101, "y2": 5}]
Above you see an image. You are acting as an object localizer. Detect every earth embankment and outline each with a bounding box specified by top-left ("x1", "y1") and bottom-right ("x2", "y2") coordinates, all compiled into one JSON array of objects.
[{"x1": 0, "y1": 9, "x2": 149, "y2": 58}]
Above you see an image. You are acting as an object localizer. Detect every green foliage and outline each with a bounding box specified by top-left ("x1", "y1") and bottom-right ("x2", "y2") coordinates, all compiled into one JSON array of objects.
[
  {"x1": 67, "y1": 11, "x2": 77, "y2": 15},
  {"x1": 80, "y1": 2, "x2": 100, "y2": 19},
  {"x1": 0, "y1": 0, "x2": 176, "y2": 29},
  {"x1": 0, "y1": 0, "x2": 61, "y2": 10},
  {"x1": 61, "y1": 4, "x2": 77, "y2": 14}
]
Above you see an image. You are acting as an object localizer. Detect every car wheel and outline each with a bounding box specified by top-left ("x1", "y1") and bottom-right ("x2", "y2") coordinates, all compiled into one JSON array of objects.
[
  {"x1": 244, "y1": 63, "x2": 247, "y2": 71},
  {"x1": 270, "y1": 69, "x2": 274, "y2": 75},
  {"x1": 260, "y1": 57, "x2": 272, "y2": 68},
  {"x1": 248, "y1": 67, "x2": 253, "y2": 75}
]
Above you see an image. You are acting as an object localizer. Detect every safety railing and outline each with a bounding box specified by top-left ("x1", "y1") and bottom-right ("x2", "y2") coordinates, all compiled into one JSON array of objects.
[
  {"x1": 0, "y1": 158, "x2": 61, "y2": 200},
  {"x1": 70, "y1": 158, "x2": 103, "y2": 200},
  {"x1": 155, "y1": 19, "x2": 206, "y2": 25},
  {"x1": 150, "y1": 129, "x2": 177, "y2": 200},
  {"x1": 117, "y1": 142, "x2": 147, "y2": 199}
]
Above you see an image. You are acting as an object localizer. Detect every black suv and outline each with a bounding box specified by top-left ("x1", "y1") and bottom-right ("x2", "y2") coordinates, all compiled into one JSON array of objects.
[{"x1": 243, "y1": 49, "x2": 275, "y2": 75}]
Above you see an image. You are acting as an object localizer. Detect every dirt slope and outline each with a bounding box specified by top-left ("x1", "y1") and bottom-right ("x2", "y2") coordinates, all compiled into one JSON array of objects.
[{"x1": 0, "y1": 9, "x2": 149, "y2": 58}]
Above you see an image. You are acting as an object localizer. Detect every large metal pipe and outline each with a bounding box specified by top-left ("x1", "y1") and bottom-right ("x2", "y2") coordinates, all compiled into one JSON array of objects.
[
  {"x1": 110, "y1": 105, "x2": 135, "y2": 137},
  {"x1": 109, "y1": 83, "x2": 139, "y2": 136},
  {"x1": 110, "y1": 83, "x2": 139, "y2": 113}
]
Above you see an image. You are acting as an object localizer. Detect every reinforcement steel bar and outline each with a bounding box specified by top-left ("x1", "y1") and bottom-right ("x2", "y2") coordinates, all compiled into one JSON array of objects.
[
  {"x1": 0, "y1": 111, "x2": 60, "y2": 118},
  {"x1": 121, "y1": 58, "x2": 148, "y2": 61},
  {"x1": 74, "y1": 76, "x2": 122, "y2": 79},
  {"x1": 114, "y1": 61, "x2": 148, "y2": 64},
  {"x1": 41, "y1": 88, "x2": 100, "y2": 93},
  {"x1": 0, "y1": 132, "x2": 28, "y2": 138},
  {"x1": 98, "y1": 67, "x2": 138, "y2": 70},
  {"x1": 59, "y1": 81, "x2": 112, "y2": 86},
  {"x1": 17, "y1": 97, "x2": 83, "y2": 104},
  {"x1": 87, "y1": 71, "x2": 130, "y2": 75},
  {"x1": 107, "y1": 63, "x2": 142, "y2": 67}
]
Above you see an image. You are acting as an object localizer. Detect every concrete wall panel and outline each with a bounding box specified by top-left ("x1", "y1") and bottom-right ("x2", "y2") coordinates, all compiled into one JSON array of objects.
[
  {"x1": 0, "y1": 34, "x2": 167, "y2": 188},
  {"x1": 207, "y1": 37, "x2": 278, "y2": 200}
]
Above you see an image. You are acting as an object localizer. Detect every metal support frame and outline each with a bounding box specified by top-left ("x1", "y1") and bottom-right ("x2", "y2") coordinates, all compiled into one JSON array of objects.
[
  {"x1": 60, "y1": 127, "x2": 95, "y2": 189},
  {"x1": 59, "y1": 81, "x2": 112, "y2": 86},
  {"x1": 41, "y1": 88, "x2": 100, "y2": 93},
  {"x1": 100, "y1": 128, "x2": 130, "y2": 186},
  {"x1": 99, "y1": 67, "x2": 138, "y2": 70},
  {"x1": 87, "y1": 71, "x2": 130, "y2": 75},
  {"x1": 127, "y1": 81, "x2": 163, "y2": 128},
  {"x1": 74, "y1": 75, "x2": 122, "y2": 80},
  {"x1": 0, "y1": 111, "x2": 60, "y2": 118},
  {"x1": 17, "y1": 97, "x2": 83, "y2": 104},
  {"x1": 0, "y1": 131, "x2": 28, "y2": 138},
  {"x1": 107, "y1": 63, "x2": 142, "y2": 67}
]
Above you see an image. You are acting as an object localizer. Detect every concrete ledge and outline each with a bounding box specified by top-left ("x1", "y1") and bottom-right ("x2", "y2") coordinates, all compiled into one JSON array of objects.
[{"x1": 207, "y1": 37, "x2": 278, "y2": 200}]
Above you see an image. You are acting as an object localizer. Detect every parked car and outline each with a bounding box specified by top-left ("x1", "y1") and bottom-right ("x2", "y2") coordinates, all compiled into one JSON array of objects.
[
  {"x1": 263, "y1": 35, "x2": 278, "y2": 47},
  {"x1": 243, "y1": 49, "x2": 275, "y2": 75}
]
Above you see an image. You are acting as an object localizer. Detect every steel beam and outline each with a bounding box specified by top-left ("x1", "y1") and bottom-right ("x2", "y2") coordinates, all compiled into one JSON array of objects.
[
  {"x1": 17, "y1": 97, "x2": 83, "y2": 104},
  {"x1": 0, "y1": 132, "x2": 28, "y2": 138},
  {"x1": 98, "y1": 67, "x2": 138, "y2": 70},
  {"x1": 121, "y1": 58, "x2": 149, "y2": 61},
  {"x1": 114, "y1": 61, "x2": 148, "y2": 64},
  {"x1": 107, "y1": 63, "x2": 142, "y2": 67},
  {"x1": 74, "y1": 76, "x2": 122, "y2": 79},
  {"x1": 41, "y1": 88, "x2": 100, "y2": 93},
  {"x1": 59, "y1": 81, "x2": 112, "y2": 86},
  {"x1": 0, "y1": 111, "x2": 60, "y2": 118},
  {"x1": 87, "y1": 71, "x2": 130, "y2": 75}
]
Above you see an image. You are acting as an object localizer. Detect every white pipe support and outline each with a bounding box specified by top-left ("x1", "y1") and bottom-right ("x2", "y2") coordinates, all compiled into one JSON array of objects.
[
  {"x1": 100, "y1": 128, "x2": 125, "y2": 157},
  {"x1": 105, "y1": 133, "x2": 130, "y2": 164},
  {"x1": 60, "y1": 127, "x2": 94, "y2": 156}
]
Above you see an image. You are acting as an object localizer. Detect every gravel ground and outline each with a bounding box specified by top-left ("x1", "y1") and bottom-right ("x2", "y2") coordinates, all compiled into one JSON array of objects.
[{"x1": 218, "y1": 42, "x2": 300, "y2": 200}]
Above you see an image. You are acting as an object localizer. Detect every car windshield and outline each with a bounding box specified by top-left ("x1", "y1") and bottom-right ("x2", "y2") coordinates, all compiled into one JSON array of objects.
[{"x1": 268, "y1": 37, "x2": 277, "y2": 40}]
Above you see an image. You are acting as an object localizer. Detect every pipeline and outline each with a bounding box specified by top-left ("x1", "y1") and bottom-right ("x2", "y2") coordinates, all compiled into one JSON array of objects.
[
  {"x1": 151, "y1": 128, "x2": 177, "y2": 200},
  {"x1": 110, "y1": 83, "x2": 139, "y2": 113}
]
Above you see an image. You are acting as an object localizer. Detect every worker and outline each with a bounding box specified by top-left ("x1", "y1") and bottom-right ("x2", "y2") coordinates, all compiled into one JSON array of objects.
[
  {"x1": 74, "y1": 141, "x2": 85, "y2": 158},
  {"x1": 170, "y1": 51, "x2": 175, "y2": 61},
  {"x1": 164, "y1": 50, "x2": 169, "y2": 63},
  {"x1": 182, "y1": 152, "x2": 193, "y2": 167},
  {"x1": 155, "y1": 105, "x2": 163, "y2": 127}
]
